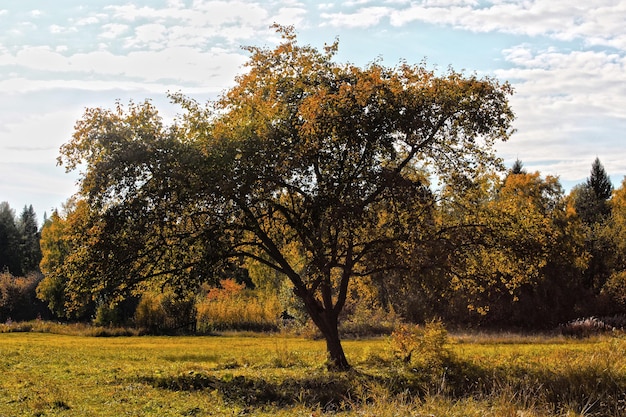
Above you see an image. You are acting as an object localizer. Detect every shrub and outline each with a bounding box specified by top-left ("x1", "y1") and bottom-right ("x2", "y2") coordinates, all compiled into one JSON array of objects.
[
  {"x1": 195, "y1": 279, "x2": 282, "y2": 332},
  {"x1": 560, "y1": 315, "x2": 626, "y2": 337},
  {"x1": 134, "y1": 291, "x2": 196, "y2": 334},
  {"x1": 0, "y1": 271, "x2": 45, "y2": 322},
  {"x1": 390, "y1": 319, "x2": 452, "y2": 369},
  {"x1": 35, "y1": 274, "x2": 67, "y2": 319},
  {"x1": 93, "y1": 302, "x2": 121, "y2": 327},
  {"x1": 92, "y1": 296, "x2": 140, "y2": 327},
  {"x1": 603, "y1": 270, "x2": 626, "y2": 308},
  {"x1": 339, "y1": 304, "x2": 399, "y2": 338}
]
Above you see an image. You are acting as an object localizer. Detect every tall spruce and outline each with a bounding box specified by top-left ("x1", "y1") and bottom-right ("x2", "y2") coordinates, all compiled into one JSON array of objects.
[
  {"x1": 574, "y1": 158, "x2": 613, "y2": 225},
  {"x1": 572, "y1": 158, "x2": 614, "y2": 293},
  {"x1": 510, "y1": 158, "x2": 526, "y2": 175},
  {"x1": 17, "y1": 205, "x2": 42, "y2": 274},
  {"x1": 0, "y1": 202, "x2": 21, "y2": 275},
  {"x1": 587, "y1": 157, "x2": 613, "y2": 201}
]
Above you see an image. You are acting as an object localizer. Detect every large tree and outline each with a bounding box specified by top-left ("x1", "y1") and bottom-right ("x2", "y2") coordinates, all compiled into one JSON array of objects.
[{"x1": 57, "y1": 27, "x2": 514, "y2": 369}]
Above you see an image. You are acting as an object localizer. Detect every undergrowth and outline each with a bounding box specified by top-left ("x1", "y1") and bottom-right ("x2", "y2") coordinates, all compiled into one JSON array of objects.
[{"x1": 0, "y1": 319, "x2": 143, "y2": 336}]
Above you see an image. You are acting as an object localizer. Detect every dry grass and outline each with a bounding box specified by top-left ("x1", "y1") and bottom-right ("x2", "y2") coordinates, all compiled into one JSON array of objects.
[{"x1": 0, "y1": 327, "x2": 625, "y2": 416}]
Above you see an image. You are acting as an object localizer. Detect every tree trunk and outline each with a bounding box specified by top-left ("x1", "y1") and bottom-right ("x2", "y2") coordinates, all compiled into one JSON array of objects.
[
  {"x1": 321, "y1": 319, "x2": 350, "y2": 371},
  {"x1": 300, "y1": 292, "x2": 350, "y2": 371}
]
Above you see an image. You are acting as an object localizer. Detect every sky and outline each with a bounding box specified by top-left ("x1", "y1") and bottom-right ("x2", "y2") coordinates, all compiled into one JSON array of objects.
[{"x1": 1, "y1": 0, "x2": 625, "y2": 222}]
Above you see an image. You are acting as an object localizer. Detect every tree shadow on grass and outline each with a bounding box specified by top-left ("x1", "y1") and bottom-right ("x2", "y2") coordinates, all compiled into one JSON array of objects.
[
  {"x1": 137, "y1": 357, "x2": 626, "y2": 415},
  {"x1": 139, "y1": 371, "x2": 367, "y2": 410}
]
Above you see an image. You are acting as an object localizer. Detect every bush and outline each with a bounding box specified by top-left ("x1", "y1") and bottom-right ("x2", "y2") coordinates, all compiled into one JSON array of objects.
[
  {"x1": 134, "y1": 291, "x2": 196, "y2": 334},
  {"x1": 560, "y1": 315, "x2": 626, "y2": 337},
  {"x1": 195, "y1": 279, "x2": 282, "y2": 332},
  {"x1": 93, "y1": 296, "x2": 139, "y2": 327},
  {"x1": 339, "y1": 304, "x2": 399, "y2": 338},
  {"x1": 93, "y1": 303, "x2": 121, "y2": 327},
  {"x1": 560, "y1": 316, "x2": 611, "y2": 337},
  {"x1": 0, "y1": 271, "x2": 45, "y2": 322},
  {"x1": 390, "y1": 319, "x2": 452, "y2": 369},
  {"x1": 35, "y1": 275, "x2": 67, "y2": 319},
  {"x1": 603, "y1": 270, "x2": 626, "y2": 308}
]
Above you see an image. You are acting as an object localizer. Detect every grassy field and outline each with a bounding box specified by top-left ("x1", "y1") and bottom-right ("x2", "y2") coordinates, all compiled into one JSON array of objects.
[{"x1": 1, "y1": 328, "x2": 625, "y2": 416}]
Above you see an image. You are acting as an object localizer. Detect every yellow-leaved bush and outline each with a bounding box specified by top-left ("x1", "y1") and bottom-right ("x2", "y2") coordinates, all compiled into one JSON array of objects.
[
  {"x1": 390, "y1": 319, "x2": 452, "y2": 369},
  {"x1": 195, "y1": 279, "x2": 282, "y2": 332}
]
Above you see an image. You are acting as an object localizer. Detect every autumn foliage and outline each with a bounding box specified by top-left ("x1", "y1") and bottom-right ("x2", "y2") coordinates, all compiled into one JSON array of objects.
[{"x1": 3, "y1": 27, "x2": 620, "y2": 372}]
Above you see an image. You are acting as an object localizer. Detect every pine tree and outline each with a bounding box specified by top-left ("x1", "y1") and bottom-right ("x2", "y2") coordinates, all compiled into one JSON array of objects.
[
  {"x1": 587, "y1": 157, "x2": 613, "y2": 201},
  {"x1": 0, "y1": 202, "x2": 21, "y2": 275},
  {"x1": 17, "y1": 205, "x2": 41, "y2": 274},
  {"x1": 510, "y1": 158, "x2": 526, "y2": 175},
  {"x1": 572, "y1": 158, "x2": 614, "y2": 293},
  {"x1": 574, "y1": 158, "x2": 613, "y2": 225}
]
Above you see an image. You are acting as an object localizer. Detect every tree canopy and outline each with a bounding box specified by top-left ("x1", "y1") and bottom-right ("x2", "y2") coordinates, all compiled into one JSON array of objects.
[{"x1": 56, "y1": 26, "x2": 514, "y2": 369}]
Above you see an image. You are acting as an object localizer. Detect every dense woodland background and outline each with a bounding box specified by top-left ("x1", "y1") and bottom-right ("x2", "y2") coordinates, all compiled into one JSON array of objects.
[{"x1": 2, "y1": 157, "x2": 626, "y2": 332}]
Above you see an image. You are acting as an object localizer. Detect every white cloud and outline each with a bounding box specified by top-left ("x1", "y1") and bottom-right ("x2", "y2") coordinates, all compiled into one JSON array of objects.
[
  {"x1": 0, "y1": 162, "x2": 79, "y2": 214},
  {"x1": 498, "y1": 47, "x2": 626, "y2": 121},
  {"x1": 98, "y1": 1, "x2": 278, "y2": 49},
  {"x1": 167, "y1": 0, "x2": 186, "y2": 7},
  {"x1": 496, "y1": 46, "x2": 626, "y2": 181},
  {"x1": 15, "y1": 21, "x2": 37, "y2": 34},
  {"x1": 75, "y1": 16, "x2": 100, "y2": 26},
  {"x1": 0, "y1": 110, "x2": 76, "y2": 164},
  {"x1": 50, "y1": 24, "x2": 78, "y2": 34},
  {"x1": 12, "y1": 46, "x2": 68, "y2": 70},
  {"x1": 320, "y1": 1, "x2": 626, "y2": 52},
  {"x1": 185, "y1": 1, "x2": 270, "y2": 26},
  {"x1": 322, "y1": 7, "x2": 389, "y2": 28},
  {"x1": 0, "y1": 45, "x2": 248, "y2": 92},
  {"x1": 127, "y1": 23, "x2": 168, "y2": 49},
  {"x1": 100, "y1": 23, "x2": 129, "y2": 39},
  {"x1": 343, "y1": 0, "x2": 374, "y2": 6},
  {"x1": 273, "y1": 7, "x2": 307, "y2": 27},
  {"x1": 388, "y1": 1, "x2": 626, "y2": 51},
  {"x1": 423, "y1": 0, "x2": 477, "y2": 5}
]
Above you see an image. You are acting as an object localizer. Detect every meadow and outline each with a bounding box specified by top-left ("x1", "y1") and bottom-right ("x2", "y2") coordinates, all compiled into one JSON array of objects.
[{"x1": 1, "y1": 326, "x2": 625, "y2": 416}]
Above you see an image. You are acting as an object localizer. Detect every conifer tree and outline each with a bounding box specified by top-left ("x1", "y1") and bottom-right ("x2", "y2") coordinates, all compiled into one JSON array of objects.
[
  {"x1": 572, "y1": 158, "x2": 614, "y2": 293},
  {"x1": 17, "y1": 205, "x2": 42, "y2": 274},
  {"x1": 587, "y1": 157, "x2": 613, "y2": 201},
  {"x1": 510, "y1": 158, "x2": 526, "y2": 175},
  {"x1": 0, "y1": 202, "x2": 21, "y2": 275},
  {"x1": 574, "y1": 158, "x2": 613, "y2": 225}
]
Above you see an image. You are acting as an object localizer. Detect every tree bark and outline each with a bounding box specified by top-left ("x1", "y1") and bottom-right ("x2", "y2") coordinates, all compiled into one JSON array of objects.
[
  {"x1": 321, "y1": 318, "x2": 350, "y2": 371},
  {"x1": 298, "y1": 289, "x2": 351, "y2": 371}
]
